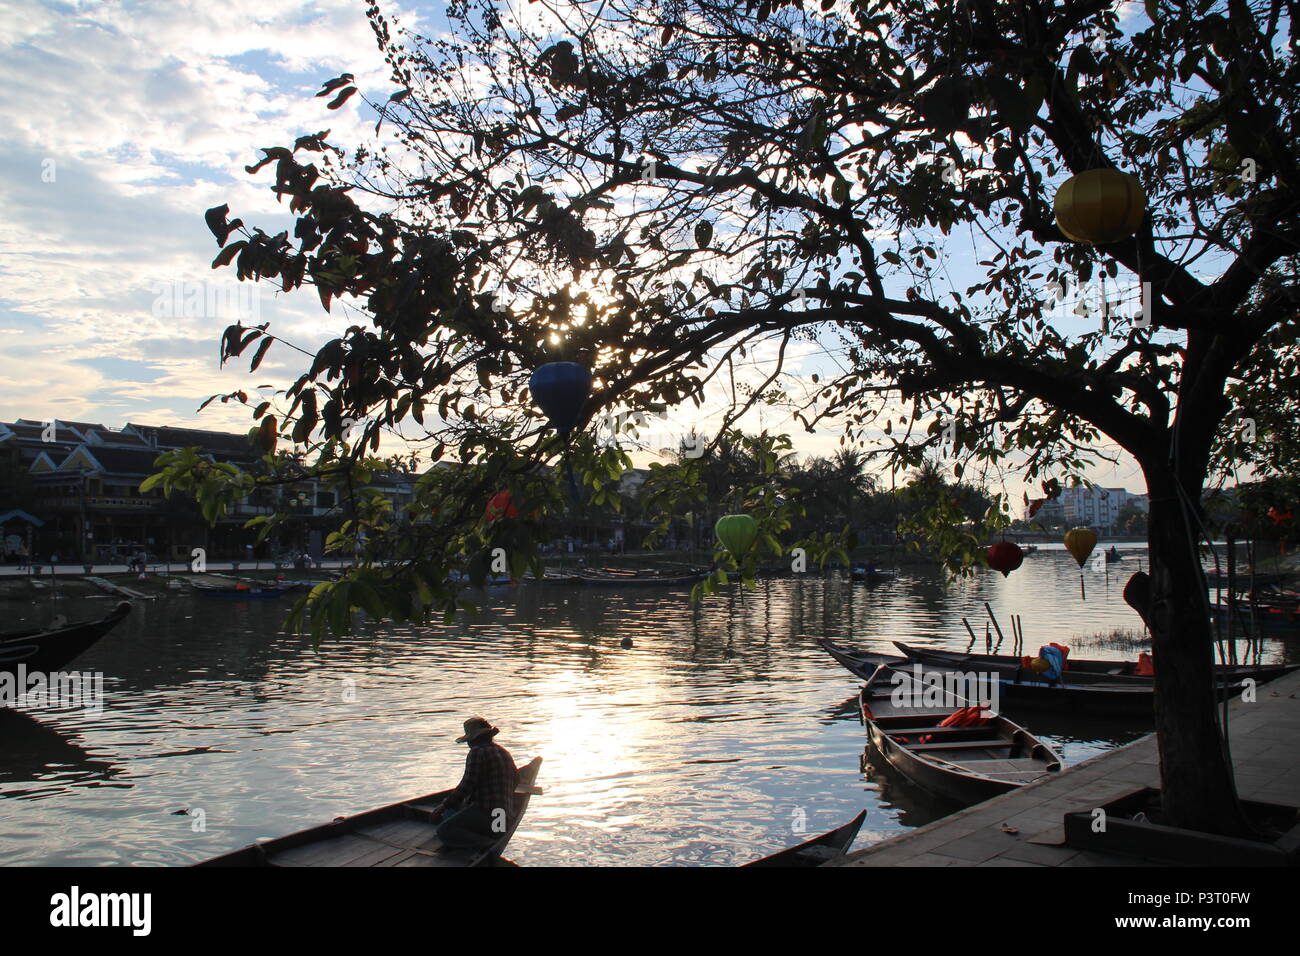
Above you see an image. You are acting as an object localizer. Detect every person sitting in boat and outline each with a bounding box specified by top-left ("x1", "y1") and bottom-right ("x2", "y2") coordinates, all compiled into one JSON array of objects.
[
  {"x1": 1107, "y1": 546, "x2": 1120, "y2": 560},
  {"x1": 430, "y1": 716, "x2": 518, "y2": 849}
]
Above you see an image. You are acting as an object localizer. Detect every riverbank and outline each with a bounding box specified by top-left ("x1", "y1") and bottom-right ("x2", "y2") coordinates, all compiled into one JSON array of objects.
[
  {"x1": 0, "y1": 546, "x2": 947, "y2": 603},
  {"x1": 831, "y1": 667, "x2": 1300, "y2": 867}
]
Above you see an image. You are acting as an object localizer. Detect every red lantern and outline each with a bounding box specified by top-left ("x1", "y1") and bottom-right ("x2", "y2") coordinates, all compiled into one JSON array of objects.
[
  {"x1": 1268, "y1": 506, "x2": 1293, "y2": 525},
  {"x1": 484, "y1": 490, "x2": 519, "y2": 522},
  {"x1": 985, "y1": 541, "x2": 1024, "y2": 578}
]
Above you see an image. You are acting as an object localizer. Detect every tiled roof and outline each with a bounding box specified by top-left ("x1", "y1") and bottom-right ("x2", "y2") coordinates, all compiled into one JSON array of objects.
[
  {"x1": 128, "y1": 423, "x2": 255, "y2": 456},
  {"x1": 63, "y1": 446, "x2": 163, "y2": 476}
]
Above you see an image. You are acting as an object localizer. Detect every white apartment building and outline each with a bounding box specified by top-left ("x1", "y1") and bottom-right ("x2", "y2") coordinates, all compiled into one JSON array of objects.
[{"x1": 1059, "y1": 486, "x2": 1148, "y2": 533}]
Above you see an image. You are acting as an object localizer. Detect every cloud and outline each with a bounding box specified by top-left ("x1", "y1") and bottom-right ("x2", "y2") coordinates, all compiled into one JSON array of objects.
[{"x1": 0, "y1": 0, "x2": 424, "y2": 430}]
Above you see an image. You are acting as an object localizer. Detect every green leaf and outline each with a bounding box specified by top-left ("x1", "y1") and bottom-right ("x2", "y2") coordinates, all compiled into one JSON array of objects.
[{"x1": 694, "y1": 221, "x2": 713, "y2": 248}]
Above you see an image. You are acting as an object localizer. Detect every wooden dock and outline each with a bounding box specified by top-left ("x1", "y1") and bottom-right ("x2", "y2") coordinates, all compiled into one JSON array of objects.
[
  {"x1": 832, "y1": 668, "x2": 1300, "y2": 867},
  {"x1": 83, "y1": 575, "x2": 151, "y2": 600}
]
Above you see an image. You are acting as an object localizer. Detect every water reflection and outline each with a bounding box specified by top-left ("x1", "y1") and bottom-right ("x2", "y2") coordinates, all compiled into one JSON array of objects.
[{"x1": 0, "y1": 550, "x2": 1293, "y2": 866}]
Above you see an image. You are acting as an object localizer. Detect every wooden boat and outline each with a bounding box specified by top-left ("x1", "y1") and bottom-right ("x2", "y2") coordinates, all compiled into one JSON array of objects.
[
  {"x1": 573, "y1": 568, "x2": 710, "y2": 587},
  {"x1": 1209, "y1": 601, "x2": 1300, "y2": 631},
  {"x1": 893, "y1": 642, "x2": 1299, "y2": 687},
  {"x1": 1105, "y1": 550, "x2": 1123, "y2": 563},
  {"x1": 858, "y1": 662, "x2": 1062, "y2": 805},
  {"x1": 849, "y1": 565, "x2": 893, "y2": 583},
  {"x1": 192, "y1": 581, "x2": 296, "y2": 598},
  {"x1": 819, "y1": 639, "x2": 1156, "y2": 717},
  {"x1": 742, "y1": 810, "x2": 866, "y2": 867},
  {"x1": 196, "y1": 757, "x2": 543, "y2": 867},
  {"x1": 533, "y1": 571, "x2": 584, "y2": 584},
  {"x1": 1204, "y1": 570, "x2": 1288, "y2": 590},
  {"x1": 447, "y1": 571, "x2": 514, "y2": 587},
  {"x1": 1, "y1": 601, "x2": 130, "y2": 677}
]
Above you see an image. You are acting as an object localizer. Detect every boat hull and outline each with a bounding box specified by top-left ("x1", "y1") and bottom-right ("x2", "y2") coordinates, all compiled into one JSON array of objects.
[
  {"x1": 894, "y1": 642, "x2": 1299, "y2": 687},
  {"x1": 856, "y1": 668, "x2": 1062, "y2": 807},
  {"x1": 866, "y1": 722, "x2": 1015, "y2": 805},
  {"x1": 1, "y1": 602, "x2": 131, "y2": 678},
  {"x1": 195, "y1": 756, "x2": 542, "y2": 867},
  {"x1": 742, "y1": 810, "x2": 867, "y2": 867},
  {"x1": 820, "y1": 638, "x2": 1156, "y2": 718}
]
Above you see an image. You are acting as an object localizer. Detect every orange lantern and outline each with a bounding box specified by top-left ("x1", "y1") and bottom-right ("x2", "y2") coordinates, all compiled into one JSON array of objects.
[{"x1": 1053, "y1": 169, "x2": 1146, "y2": 244}]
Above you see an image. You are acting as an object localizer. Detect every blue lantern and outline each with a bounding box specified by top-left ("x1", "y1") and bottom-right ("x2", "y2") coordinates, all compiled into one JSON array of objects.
[{"x1": 529, "y1": 362, "x2": 591, "y2": 434}]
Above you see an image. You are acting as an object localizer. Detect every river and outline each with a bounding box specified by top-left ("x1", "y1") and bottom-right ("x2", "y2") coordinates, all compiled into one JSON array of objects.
[{"x1": 1, "y1": 544, "x2": 1291, "y2": 865}]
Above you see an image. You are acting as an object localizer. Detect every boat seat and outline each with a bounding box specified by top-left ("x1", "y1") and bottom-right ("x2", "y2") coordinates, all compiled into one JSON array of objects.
[
  {"x1": 881, "y1": 725, "x2": 990, "y2": 736},
  {"x1": 903, "y1": 739, "x2": 1010, "y2": 752},
  {"x1": 959, "y1": 758, "x2": 1057, "y2": 775}
]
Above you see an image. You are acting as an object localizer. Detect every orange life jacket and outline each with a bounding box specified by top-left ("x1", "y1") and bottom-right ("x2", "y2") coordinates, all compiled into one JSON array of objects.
[
  {"x1": 920, "y1": 706, "x2": 991, "y2": 743},
  {"x1": 1135, "y1": 652, "x2": 1154, "y2": 677}
]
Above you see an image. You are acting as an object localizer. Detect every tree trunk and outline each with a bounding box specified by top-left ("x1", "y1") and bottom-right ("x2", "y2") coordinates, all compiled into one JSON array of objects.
[{"x1": 1143, "y1": 467, "x2": 1250, "y2": 836}]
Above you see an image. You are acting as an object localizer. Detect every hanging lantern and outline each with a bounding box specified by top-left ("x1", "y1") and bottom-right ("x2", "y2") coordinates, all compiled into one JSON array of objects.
[
  {"x1": 484, "y1": 490, "x2": 519, "y2": 522},
  {"x1": 1064, "y1": 526, "x2": 1098, "y2": 600},
  {"x1": 1268, "y1": 506, "x2": 1293, "y2": 525},
  {"x1": 529, "y1": 362, "x2": 592, "y2": 434},
  {"x1": 1053, "y1": 169, "x2": 1146, "y2": 244},
  {"x1": 1064, "y1": 527, "x2": 1098, "y2": 567},
  {"x1": 985, "y1": 541, "x2": 1024, "y2": 578},
  {"x1": 715, "y1": 514, "x2": 758, "y2": 556}
]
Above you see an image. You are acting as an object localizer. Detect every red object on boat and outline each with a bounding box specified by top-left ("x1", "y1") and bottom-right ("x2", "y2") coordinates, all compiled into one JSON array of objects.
[
  {"x1": 484, "y1": 490, "x2": 520, "y2": 522},
  {"x1": 985, "y1": 541, "x2": 1025, "y2": 577}
]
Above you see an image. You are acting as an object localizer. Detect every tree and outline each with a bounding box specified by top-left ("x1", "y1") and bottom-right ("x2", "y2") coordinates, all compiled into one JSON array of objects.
[
  {"x1": 1116, "y1": 501, "x2": 1149, "y2": 535},
  {"x1": 158, "y1": 0, "x2": 1300, "y2": 834}
]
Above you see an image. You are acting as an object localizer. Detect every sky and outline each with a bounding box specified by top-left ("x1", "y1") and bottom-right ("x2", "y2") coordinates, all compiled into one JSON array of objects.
[{"x1": 0, "y1": 0, "x2": 1152, "y2": 501}]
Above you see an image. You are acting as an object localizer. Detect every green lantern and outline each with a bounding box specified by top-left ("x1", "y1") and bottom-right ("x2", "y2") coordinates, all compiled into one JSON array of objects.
[{"x1": 715, "y1": 514, "x2": 758, "y2": 556}]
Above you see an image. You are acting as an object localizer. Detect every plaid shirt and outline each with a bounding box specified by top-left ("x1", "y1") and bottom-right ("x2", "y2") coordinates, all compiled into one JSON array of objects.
[{"x1": 447, "y1": 741, "x2": 516, "y2": 818}]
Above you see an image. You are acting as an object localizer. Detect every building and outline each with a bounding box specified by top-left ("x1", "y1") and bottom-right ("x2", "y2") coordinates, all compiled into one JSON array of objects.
[
  {"x1": 0, "y1": 418, "x2": 418, "y2": 563},
  {"x1": 1024, "y1": 486, "x2": 1148, "y2": 532}
]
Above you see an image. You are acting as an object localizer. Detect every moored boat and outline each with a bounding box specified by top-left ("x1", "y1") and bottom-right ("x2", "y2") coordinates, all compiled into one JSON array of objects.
[
  {"x1": 892, "y1": 642, "x2": 1299, "y2": 687},
  {"x1": 819, "y1": 638, "x2": 1156, "y2": 717},
  {"x1": 573, "y1": 567, "x2": 710, "y2": 587},
  {"x1": 447, "y1": 571, "x2": 515, "y2": 587},
  {"x1": 195, "y1": 756, "x2": 543, "y2": 867},
  {"x1": 858, "y1": 662, "x2": 1062, "y2": 806},
  {"x1": 192, "y1": 581, "x2": 297, "y2": 598},
  {"x1": 1208, "y1": 601, "x2": 1300, "y2": 631},
  {"x1": 849, "y1": 564, "x2": 893, "y2": 583},
  {"x1": 1204, "y1": 570, "x2": 1289, "y2": 590},
  {"x1": 1, "y1": 601, "x2": 131, "y2": 677},
  {"x1": 742, "y1": 810, "x2": 867, "y2": 867}
]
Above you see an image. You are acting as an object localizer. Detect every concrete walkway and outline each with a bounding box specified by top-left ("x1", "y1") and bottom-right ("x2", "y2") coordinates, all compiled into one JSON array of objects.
[
  {"x1": 0, "y1": 560, "x2": 346, "y2": 577},
  {"x1": 833, "y1": 668, "x2": 1300, "y2": 866}
]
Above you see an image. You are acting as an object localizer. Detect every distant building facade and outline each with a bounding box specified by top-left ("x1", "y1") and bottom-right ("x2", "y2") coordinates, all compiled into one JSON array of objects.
[
  {"x1": 1027, "y1": 484, "x2": 1148, "y2": 533},
  {"x1": 0, "y1": 419, "x2": 416, "y2": 563}
]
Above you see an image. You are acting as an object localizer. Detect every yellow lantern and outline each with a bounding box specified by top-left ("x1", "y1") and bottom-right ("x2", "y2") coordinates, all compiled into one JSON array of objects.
[
  {"x1": 1064, "y1": 527, "x2": 1098, "y2": 568},
  {"x1": 1053, "y1": 169, "x2": 1146, "y2": 244}
]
